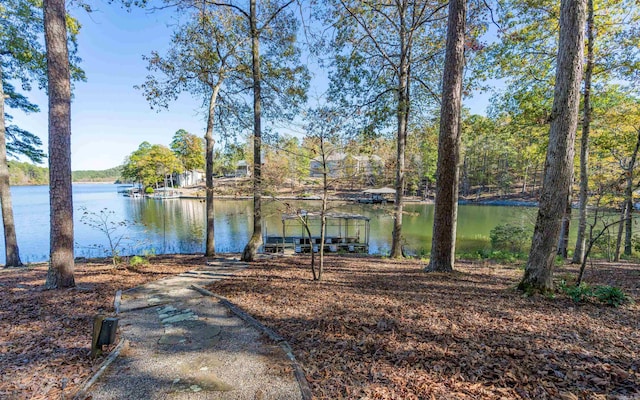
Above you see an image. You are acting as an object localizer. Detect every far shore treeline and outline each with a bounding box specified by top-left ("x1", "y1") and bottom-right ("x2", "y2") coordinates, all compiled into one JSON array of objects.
[{"x1": 9, "y1": 161, "x2": 123, "y2": 185}]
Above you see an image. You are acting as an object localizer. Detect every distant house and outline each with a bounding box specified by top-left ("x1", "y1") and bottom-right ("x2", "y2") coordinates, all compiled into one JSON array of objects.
[
  {"x1": 310, "y1": 153, "x2": 382, "y2": 181},
  {"x1": 234, "y1": 160, "x2": 251, "y2": 177},
  {"x1": 175, "y1": 170, "x2": 204, "y2": 187}
]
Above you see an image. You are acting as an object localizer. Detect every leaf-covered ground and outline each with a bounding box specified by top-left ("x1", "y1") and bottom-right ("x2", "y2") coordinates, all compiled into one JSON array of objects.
[
  {"x1": 0, "y1": 255, "x2": 200, "y2": 400},
  {"x1": 207, "y1": 256, "x2": 640, "y2": 400}
]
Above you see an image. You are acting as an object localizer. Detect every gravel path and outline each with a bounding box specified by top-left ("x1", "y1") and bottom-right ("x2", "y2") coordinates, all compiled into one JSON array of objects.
[{"x1": 83, "y1": 257, "x2": 303, "y2": 400}]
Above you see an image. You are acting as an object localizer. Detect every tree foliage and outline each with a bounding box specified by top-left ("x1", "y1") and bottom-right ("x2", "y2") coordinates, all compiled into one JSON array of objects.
[
  {"x1": 122, "y1": 142, "x2": 183, "y2": 188},
  {"x1": 171, "y1": 129, "x2": 204, "y2": 172}
]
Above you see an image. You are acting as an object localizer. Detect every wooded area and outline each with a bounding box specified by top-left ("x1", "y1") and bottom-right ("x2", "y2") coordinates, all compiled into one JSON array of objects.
[{"x1": 1, "y1": 0, "x2": 639, "y2": 397}]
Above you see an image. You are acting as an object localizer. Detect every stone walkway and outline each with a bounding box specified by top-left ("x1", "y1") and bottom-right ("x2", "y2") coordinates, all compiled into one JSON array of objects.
[{"x1": 81, "y1": 256, "x2": 304, "y2": 400}]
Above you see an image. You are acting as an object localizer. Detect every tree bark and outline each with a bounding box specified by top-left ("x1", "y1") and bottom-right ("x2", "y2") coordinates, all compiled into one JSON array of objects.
[
  {"x1": 519, "y1": 0, "x2": 586, "y2": 293},
  {"x1": 242, "y1": 0, "x2": 263, "y2": 262},
  {"x1": 391, "y1": 3, "x2": 409, "y2": 259},
  {"x1": 319, "y1": 139, "x2": 328, "y2": 280},
  {"x1": 614, "y1": 203, "x2": 625, "y2": 261},
  {"x1": 623, "y1": 127, "x2": 640, "y2": 256},
  {"x1": 204, "y1": 84, "x2": 221, "y2": 257},
  {"x1": 0, "y1": 66, "x2": 23, "y2": 268},
  {"x1": 557, "y1": 185, "x2": 572, "y2": 258},
  {"x1": 44, "y1": 0, "x2": 75, "y2": 288},
  {"x1": 572, "y1": 0, "x2": 594, "y2": 264},
  {"x1": 427, "y1": 0, "x2": 466, "y2": 272}
]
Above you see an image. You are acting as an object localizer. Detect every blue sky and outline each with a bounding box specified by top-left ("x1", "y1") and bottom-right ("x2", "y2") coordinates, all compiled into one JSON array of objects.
[
  {"x1": 12, "y1": 3, "x2": 207, "y2": 170},
  {"x1": 10, "y1": 2, "x2": 492, "y2": 171}
]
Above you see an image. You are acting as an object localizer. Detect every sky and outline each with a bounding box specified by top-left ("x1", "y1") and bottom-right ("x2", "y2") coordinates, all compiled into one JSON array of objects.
[{"x1": 10, "y1": 2, "x2": 493, "y2": 171}]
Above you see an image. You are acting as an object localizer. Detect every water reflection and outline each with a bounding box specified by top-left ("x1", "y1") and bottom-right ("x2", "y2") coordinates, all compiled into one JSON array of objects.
[{"x1": 2, "y1": 184, "x2": 545, "y2": 262}]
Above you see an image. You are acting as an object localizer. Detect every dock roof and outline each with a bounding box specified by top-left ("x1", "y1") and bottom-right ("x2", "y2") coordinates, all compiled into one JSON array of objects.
[{"x1": 282, "y1": 211, "x2": 369, "y2": 221}]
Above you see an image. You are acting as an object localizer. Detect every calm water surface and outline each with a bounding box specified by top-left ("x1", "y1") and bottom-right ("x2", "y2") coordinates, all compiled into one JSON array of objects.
[{"x1": 2, "y1": 184, "x2": 543, "y2": 263}]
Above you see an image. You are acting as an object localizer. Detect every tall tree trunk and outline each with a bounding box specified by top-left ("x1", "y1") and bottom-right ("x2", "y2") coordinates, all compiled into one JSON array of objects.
[
  {"x1": 521, "y1": 165, "x2": 528, "y2": 194},
  {"x1": 557, "y1": 189, "x2": 571, "y2": 258},
  {"x1": 572, "y1": 0, "x2": 594, "y2": 264},
  {"x1": 462, "y1": 156, "x2": 470, "y2": 196},
  {"x1": 614, "y1": 203, "x2": 625, "y2": 261},
  {"x1": 427, "y1": 0, "x2": 466, "y2": 272},
  {"x1": 519, "y1": 0, "x2": 586, "y2": 294},
  {"x1": 623, "y1": 127, "x2": 640, "y2": 255},
  {"x1": 0, "y1": 66, "x2": 23, "y2": 268},
  {"x1": 204, "y1": 84, "x2": 221, "y2": 257},
  {"x1": 391, "y1": 4, "x2": 409, "y2": 258},
  {"x1": 481, "y1": 148, "x2": 487, "y2": 193},
  {"x1": 44, "y1": 0, "x2": 75, "y2": 289},
  {"x1": 532, "y1": 160, "x2": 539, "y2": 193},
  {"x1": 242, "y1": 0, "x2": 263, "y2": 262},
  {"x1": 319, "y1": 139, "x2": 328, "y2": 280}
]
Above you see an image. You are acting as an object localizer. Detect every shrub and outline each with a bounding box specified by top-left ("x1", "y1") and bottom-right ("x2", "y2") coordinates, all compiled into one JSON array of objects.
[
  {"x1": 489, "y1": 224, "x2": 530, "y2": 253},
  {"x1": 79, "y1": 207, "x2": 133, "y2": 267},
  {"x1": 559, "y1": 281, "x2": 593, "y2": 302},
  {"x1": 594, "y1": 285, "x2": 632, "y2": 307},
  {"x1": 129, "y1": 255, "x2": 148, "y2": 268},
  {"x1": 632, "y1": 234, "x2": 640, "y2": 253},
  {"x1": 559, "y1": 282, "x2": 632, "y2": 307},
  {"x1": 145, "y1": 187, "x2": 154, "y2": 194}
]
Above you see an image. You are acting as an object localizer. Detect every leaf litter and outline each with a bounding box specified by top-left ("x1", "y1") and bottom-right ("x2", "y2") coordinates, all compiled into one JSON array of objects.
[
  {"x1": 206, "y1": 256, "x2": 639, "y2": 400},
  {"x1": 0, "y1": 255, "x2": 199, "y2": 400},
  {"x1": 1, "y1": 254, "x2": 637, "y2": 399}
]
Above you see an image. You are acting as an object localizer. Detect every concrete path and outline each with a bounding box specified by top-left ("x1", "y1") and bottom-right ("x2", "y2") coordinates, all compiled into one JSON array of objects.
[{"x1": 82, "y1": 256, "x2": 303, "y2": 400}]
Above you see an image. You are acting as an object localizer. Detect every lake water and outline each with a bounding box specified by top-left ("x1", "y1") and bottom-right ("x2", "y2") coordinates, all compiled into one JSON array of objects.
[{"x1": 1, "y1": 184, "x2": 542, "y2": 263}]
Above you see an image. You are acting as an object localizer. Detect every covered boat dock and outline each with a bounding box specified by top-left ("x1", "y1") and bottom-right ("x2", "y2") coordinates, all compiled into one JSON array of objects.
[
  {"x1": 263, "y1": 212, "x2": 370, "y2": 254},
  {"x1": 357, "y1": 187, "x2": 396, "y2": 204}
]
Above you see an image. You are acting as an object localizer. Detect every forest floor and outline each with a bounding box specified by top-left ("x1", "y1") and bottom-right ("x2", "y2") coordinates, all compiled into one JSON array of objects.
[
  {"x1": 2, "y1": 254, "x2": 637, "y2": 399},
  {"x1": 207, "y1": 255, "x2": 639, "y2": 400}
]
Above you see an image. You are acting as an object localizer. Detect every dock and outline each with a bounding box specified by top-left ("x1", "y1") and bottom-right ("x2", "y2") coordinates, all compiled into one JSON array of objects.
[{"x1": 263, "y1": 212, "x2": 370, "y2": 254}]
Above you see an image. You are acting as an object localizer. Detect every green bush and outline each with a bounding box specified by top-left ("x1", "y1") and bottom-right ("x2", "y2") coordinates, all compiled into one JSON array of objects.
[
  {"x1": 129, "y1": 255, "x2": 149, "y2": 268},
  {"x1": 594, "y1": 285, "x2": 632, "y2": 307},
  {"x1": 632, "y1": 234, "x2": 640, "y2": 253},
  {"x1": 559, "y1": 281, "x2": 632, "y2": 307},
  {"x1": 145, "y1": 187, "x2": 154, "y2": 194},
  {"x1": 489, "y1": 224, "x2": 530, "y2": 253},
  {"x1": 559, "y1": 281, "x2": 593, "y2": 302}
]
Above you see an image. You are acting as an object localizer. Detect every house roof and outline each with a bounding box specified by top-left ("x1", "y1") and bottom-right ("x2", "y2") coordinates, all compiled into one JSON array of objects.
[{"x1": 311, "y1": 153, "x2": 347, "y2": 163}]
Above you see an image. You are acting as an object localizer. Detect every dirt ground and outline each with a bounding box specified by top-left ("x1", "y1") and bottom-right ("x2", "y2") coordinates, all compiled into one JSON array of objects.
[{"x1": 206, "y1": 255, "x2": 639, "y2": 400}]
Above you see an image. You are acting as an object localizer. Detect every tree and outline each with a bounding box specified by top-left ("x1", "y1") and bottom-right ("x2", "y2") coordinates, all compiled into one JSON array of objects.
[
  {"x1": 572, "y1": 0, "x2": 594, "y2": 264},
  {"x1": 121, "y1": 141, "x2": 153, "y2": 186},
  {"x1": 235, "y1": 0, "x2": 308, "y2": 262},
  {"x1": 170, "y1": 129, "x2": 205, "y2": 183},
  {"x1": 325, "y1": 0, "x2": 450, "y2": 258},
  {"x1": 138, "y1": 0, "x2": 308, "y2": 261},
  {"x1": 139, "y1": 7, "x2": 249, "y2": 257},
  {"x1": 426, "y1": 0, "x2": 466, "y2": 272},
  {"x1": 480, "y1": 0, "x2": 640, "y2": 263},
  {"x1": 44, "y1": 0, "x2": 75, "y2": 288},
  {"x1": 148, "y1": 144, "x2": 183, "y2": 188},
  {"x1": 587, "y1": 89, "x2": 640, "y2": 259},
  {"x1": 572, "y1": 0, "x2": 640, "y2": 263},
  {"x1": 519, "y1": 0, "x2": 587, "y2": 293},
  {"x1": 1, "y1": 0, "x2": 47, "y2": 268},
  {"x1": 0, "y1": 72, "x2": 22, "y2": 268},
  {"x1": 304, "y1": 107, "x2": 344, "y2": 280},
  {"x1": 122, "y1": 142, "x2": 183, "y2": 188}
]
